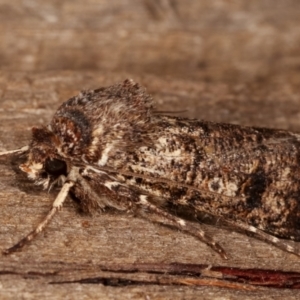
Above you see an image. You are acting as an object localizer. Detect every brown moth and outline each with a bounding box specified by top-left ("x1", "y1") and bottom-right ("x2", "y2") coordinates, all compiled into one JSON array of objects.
[{"x1": 1, "y1": 79, "x2": 300, "y2": 259}]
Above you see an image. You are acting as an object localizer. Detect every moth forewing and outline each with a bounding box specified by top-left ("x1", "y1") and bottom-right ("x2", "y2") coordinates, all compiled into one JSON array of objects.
[{"x1": 1, "y1": 79, "x2": 300, "y2": 259}]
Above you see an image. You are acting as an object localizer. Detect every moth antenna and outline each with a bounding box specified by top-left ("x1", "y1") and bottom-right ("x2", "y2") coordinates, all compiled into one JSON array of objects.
[
  {"x1": 0, "y1": 145, "x2": 29, "y2": 156},
  {"x1": 3, "y1": 180, "x2": 74, "y2": 255}
]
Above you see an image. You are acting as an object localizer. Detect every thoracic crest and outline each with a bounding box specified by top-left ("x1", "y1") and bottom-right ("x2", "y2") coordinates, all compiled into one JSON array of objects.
[
  {"x1": 50, "y1": 79, "x2": 154, "y2": 162},
  {"x1": 19, "y1": 79, "x2": 155, "y2": 187}
]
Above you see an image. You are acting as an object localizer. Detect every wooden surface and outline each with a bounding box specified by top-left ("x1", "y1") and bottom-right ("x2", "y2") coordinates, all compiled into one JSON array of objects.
[{"x1": 1, "y1": 1, "x2": 300, "y2": 299}]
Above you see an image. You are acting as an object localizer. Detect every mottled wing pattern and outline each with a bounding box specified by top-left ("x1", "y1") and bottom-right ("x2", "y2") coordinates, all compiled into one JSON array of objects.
[{"x1": 79, "y1": 115, "x2": 300, "y2": 241}]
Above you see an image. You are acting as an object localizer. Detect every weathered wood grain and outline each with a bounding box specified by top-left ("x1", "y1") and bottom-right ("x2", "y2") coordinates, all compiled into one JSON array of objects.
[
  {"x1": 1, "y1": 0, "x2": 300, "y2": 298},
  {"x1": 1, "y1": 72, "x2": 300, "y2": 299}
]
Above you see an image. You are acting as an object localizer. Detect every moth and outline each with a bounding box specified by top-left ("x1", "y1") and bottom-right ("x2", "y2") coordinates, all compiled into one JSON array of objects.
[{"x1": 1, "y1": 79, "x2": 300, "y2": 259}]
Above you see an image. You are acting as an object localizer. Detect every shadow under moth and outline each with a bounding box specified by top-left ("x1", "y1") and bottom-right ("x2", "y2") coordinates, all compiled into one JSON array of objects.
[{"x1": 1, "y1": 79, "x2": 300, "y2": 259}]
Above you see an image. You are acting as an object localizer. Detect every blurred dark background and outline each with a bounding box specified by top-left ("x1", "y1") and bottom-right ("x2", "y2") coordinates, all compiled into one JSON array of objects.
[
  {"x1": 1, "y1": 0, "x2": 300, "y2": 131},
  {"x1": 1, "y1": 1, "x2": 300, "y2": 83}
]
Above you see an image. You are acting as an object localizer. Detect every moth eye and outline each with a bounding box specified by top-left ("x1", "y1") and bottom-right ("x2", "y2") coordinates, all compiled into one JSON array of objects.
[{"x1": 45, "y1": 158, "x2": 67, "y2": 176}]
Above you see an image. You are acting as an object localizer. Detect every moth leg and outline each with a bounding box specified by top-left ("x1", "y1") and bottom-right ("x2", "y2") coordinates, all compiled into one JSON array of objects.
[
  {"x1": 137, "y1": 196, "x2": 228, "y2": 259},
  {"x1": 48, "y1": 175, "x2": 66, "y2": 192},
  {"x1": 3, "y1": 181, "x2": 74, "y2": 255},
  {"x1": 224, "y1": 219, "x2": 300, "y2": 257},
  {"x1": 0, "y1": 145, "x2": 29, "y2": 156},
  {"x1": 98, "y1": 178, "x2": 227, "y2": 258}
]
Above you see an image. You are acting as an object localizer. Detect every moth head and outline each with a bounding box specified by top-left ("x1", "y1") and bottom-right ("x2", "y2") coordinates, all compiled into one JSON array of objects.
[{"x1": 20, "y1": 127, "x2": 67, "y2": 188}]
